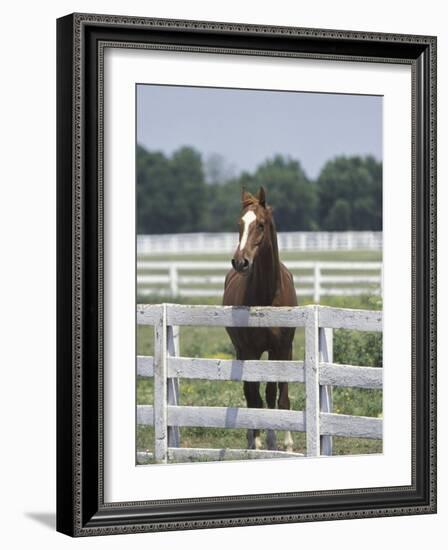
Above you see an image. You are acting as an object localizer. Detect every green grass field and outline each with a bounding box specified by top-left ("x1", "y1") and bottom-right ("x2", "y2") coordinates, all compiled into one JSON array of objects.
[{"x1": 137, "y1": 249, "x2": 383, "y2": 461}]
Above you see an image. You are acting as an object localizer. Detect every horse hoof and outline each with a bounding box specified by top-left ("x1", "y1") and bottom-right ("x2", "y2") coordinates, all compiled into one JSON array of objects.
[{"x1": 284, "y1": 431, "x2": 294, "y2": 453}]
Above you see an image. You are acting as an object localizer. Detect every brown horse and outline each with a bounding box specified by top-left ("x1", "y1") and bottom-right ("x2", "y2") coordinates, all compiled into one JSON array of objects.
[{"x1": 223, "y1": 187, "x2": 297, "y2": 452}]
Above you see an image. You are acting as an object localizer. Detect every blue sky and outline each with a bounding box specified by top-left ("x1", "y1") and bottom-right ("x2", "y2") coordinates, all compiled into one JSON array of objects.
[{"x1": 137, "y1": 84, "x2": 382, "y2": 180}]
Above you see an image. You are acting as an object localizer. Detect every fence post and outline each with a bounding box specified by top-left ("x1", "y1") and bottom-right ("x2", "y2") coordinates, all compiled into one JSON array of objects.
[
  {"x1": 167, "y1": 324, "x2": 180, "y2": 448},
  {"x1": 169, "y1": 264, "x2": 178, "y2": 296},
  {"x1": 347, "y1": 232, "x2": 354, "y2": 250},
  {"x1": 153, "y1": 304, "x2": 168, "y2": 463},
  {"x1": 313, "y1": 263, "x2": 321, "y2": 303},
  {"x1": 305, "y1": 305, "x2": 320, "y2": 456},
  {"x1": 319, "y1": 326, "x2": 333, "y2": 455}
]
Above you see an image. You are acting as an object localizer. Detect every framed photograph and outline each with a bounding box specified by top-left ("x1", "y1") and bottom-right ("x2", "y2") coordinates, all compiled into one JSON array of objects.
[{"x1": 56, "y1": 13, "x2": 437, "y2": 536}]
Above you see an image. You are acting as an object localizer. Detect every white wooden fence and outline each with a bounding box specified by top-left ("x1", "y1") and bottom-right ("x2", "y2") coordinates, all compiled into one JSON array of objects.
[
  {"x1": 137, "y1": 231, "x2": 382, "y2": 255},
  {"x1": 136, "y1": 303, "x2": 383, "y2": 463},
  {"x1": 137, "y1": 261, "x2": 383, "y2": 302}
]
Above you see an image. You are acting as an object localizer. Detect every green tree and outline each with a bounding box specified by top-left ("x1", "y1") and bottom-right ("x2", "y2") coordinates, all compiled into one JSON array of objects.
[
  {"x1": 170, "y1": 147, "x2": 207, "y2": 232},
  {"x1": 324, "y1": 198, "x2": 351, "y2": 230},
  {"x1": 245, "y1": 155, "x2": 318, "y2": 231},
  {"x1": 204, "y1": 156, "x2": 318, "y2": 232},
  {"x1": 137, "y1": 147, "x2": 382, "y2": 234},
  {"x1": 317, "y1": 155, "x2": 382, "y2": 230},
  {"x1": 136, "y1": 145, "x2": 207, "y2": 234},
  {"x1": 203, "y1": 177, "x2": 242, "y2": 232}
]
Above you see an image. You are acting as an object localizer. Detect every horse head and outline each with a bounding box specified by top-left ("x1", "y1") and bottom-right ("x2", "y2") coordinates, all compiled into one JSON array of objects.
[{"x1": 231, "y1": 186, "x2": 274, "y2": 274}]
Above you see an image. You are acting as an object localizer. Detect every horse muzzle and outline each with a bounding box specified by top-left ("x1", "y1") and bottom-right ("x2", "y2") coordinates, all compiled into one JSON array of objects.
[{"x1": 231, "y1": 257, "x2": 251, "y2": 273}]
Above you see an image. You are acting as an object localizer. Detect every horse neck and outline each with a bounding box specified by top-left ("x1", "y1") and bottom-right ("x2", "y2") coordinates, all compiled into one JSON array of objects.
[{"x1": 245, "y1": 223, "x2": 280, "y2": 306}]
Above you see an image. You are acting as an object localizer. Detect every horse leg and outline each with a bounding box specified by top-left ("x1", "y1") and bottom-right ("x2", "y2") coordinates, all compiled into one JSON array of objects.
[
  {"x1": 243, "y1": 381, "x2": 263, "y2": 449},
  {"x1": 278, "y1": 382, "x2": 294, "y2": 452},
  {"x1": 270, "y1": 347, "x2": 294, "y2": 453},
  {"x1": 237, "y1": 346, "x2": 263, "y2": 450},
  {"x1": 265, "y1": 382, "x2": 278, "y2": 450}
]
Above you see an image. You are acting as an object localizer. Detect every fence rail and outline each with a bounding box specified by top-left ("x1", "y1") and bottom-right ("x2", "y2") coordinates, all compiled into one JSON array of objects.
[
  {"x1": 138, "y1": 231, "x2": 382, "y2": 255},
  {"x1": 137, "y1": 303, "x2": 383, "y2": 463},
  {"x1": 137, "y1": 261, "x2": 383, "y2": 302}
]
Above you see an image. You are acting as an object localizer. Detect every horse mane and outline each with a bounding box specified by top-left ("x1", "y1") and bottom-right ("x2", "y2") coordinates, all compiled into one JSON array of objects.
[{"x1": 268, "y1": 209, "x2": 280, "y2": 264}]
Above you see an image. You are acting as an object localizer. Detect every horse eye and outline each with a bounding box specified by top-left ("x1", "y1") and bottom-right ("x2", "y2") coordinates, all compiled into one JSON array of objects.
[{"x1": 258, "y1": 223, "x2": 264, "y2": 230}]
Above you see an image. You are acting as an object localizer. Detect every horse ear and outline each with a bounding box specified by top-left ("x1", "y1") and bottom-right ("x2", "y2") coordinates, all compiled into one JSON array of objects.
[
  {"x1": 258, "y1": 186, "x2": 266, "y2": 208},
  {"x1": 241, "y1": 187, "x2": 254, "y2": 206}
]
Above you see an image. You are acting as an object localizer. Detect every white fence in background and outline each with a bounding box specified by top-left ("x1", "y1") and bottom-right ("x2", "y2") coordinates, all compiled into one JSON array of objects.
[
  {"x1": 137, "y1": 231, "x2": 382, "y2": 255},
  {"x1": 137, "y1": 261, "x2": 383, "y2": 302},
  {"x1": 136, "y1": 303, "x2": 383, "y2": 463}
]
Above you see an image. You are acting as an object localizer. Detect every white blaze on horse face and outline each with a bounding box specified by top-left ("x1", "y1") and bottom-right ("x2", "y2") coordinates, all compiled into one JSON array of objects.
[{"x1": 239, "y1": 210, "x2": 256, "y2": 251}]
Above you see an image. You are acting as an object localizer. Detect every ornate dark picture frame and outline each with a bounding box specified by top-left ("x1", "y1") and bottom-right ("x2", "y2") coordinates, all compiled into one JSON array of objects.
[{"x1": 56, "y1": 13, "x2": 437, "y2": 537}]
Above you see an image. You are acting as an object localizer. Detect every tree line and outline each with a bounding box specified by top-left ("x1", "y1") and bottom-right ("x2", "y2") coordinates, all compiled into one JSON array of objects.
[{"x1": 137, "y1": 145, "x2": 382, "y2": 234}]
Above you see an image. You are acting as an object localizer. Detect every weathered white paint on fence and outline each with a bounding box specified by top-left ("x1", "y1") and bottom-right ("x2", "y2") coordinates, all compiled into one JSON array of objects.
[
  {"x1": 320, "y1": 363, "x2": 383, "y2": 389},
  {"x1": 136, "y1": 404, "x2": 306, "y2": 432},
  {"x1": 318, "y1": 306, "x2": 382, "y2": 331},
  {"x1": 153, "y1": 305, "x2": 167, "y2": 463},
  {"x1": 167, "y1": 325, "x2": 180, "y2": 448},
  {"x1": 320, "y1": 413, "x2": 382, "y2": 439},
  {"x1": 137, "y1": 303, "x2": 383, "y2": 463},
  {"x1": 167, "y1": 304, "x2": 308, "y2": 327},
  {"x1": 168, "y1": 357, "x2": 305, "y2": 382},
  {"x1": 166, "y1": 405, "x2": 306, "y2": 432},
  {"x1": 136, "y1": 356, "x2": 382, "y2": 390},
  {"x1": 319, "y1": 327, "x2": 333, "y2": 456},
  {"x1": 137, "y1": 355, "x2": 153, "y2": 377},
  {"x1": 167, "y1": 447, "x2": 303, "y2": 461},
  {"x1": 137, "y1": 405, "x2": 306, "y2": 432},
  {"x1": 137, "y1": 404, "x2": 154, "y2": 425},
  {"x1": 136, "y1": 304, "x2": 162, "y2": 325},
  {"x1": 305, "y1": 306, "x2": 320, "y2": 456},
  {"x1": 136, "y1": 448, "x2": 304, "y2": 463}
]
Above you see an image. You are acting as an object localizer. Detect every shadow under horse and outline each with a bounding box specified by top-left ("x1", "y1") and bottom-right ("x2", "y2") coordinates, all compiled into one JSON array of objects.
[{"x1": 223, "y1": 187, "x2": 297, "y2": 452}]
